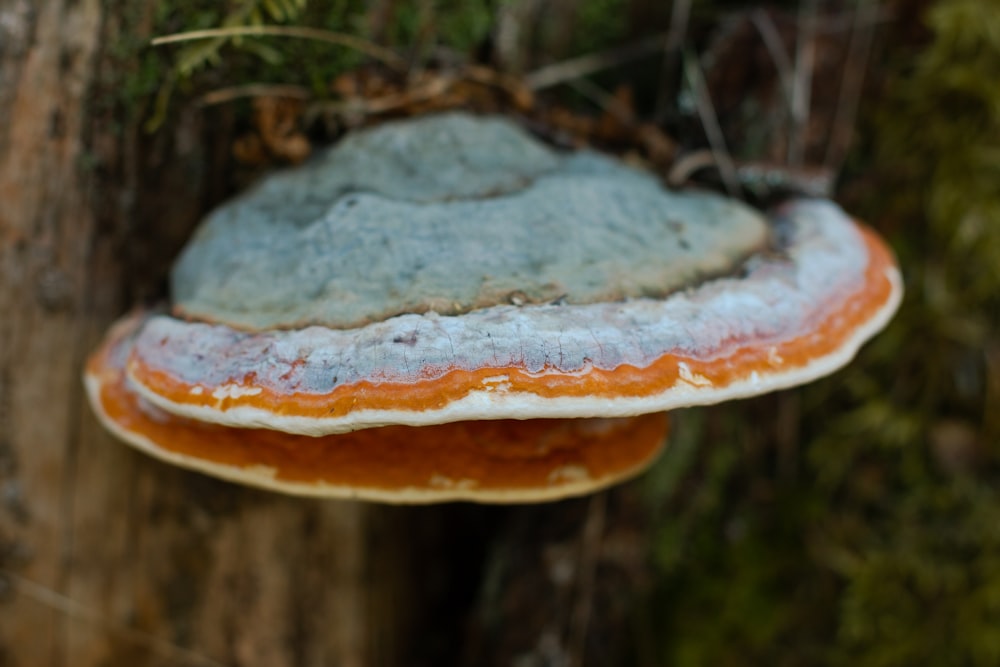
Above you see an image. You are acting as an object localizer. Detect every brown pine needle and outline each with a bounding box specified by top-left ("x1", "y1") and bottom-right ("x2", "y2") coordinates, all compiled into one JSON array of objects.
[{"x1": 197, "y1": 83, "x2": 311, "y2": 107}]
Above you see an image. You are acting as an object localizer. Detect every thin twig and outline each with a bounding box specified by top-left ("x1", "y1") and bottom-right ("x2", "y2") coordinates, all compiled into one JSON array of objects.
[
  {"x1": 151, "y1": 26, "x2": 408, "y2": 71},
  {"x1": 306, "y1": 74, "x2": 453, "y2": 122},
  {"x1": 664, "y1": 0, "x2": 693, "y2": 56},
  {"x1": 666, "y1": 149, "x2": 717, "y2": 187},
  {"x1": 683, "y1": 51, "x2": 740, "y2": 197},
  {"x1": 824, "y1": 0, "x2": 879, "y2": 171},
  {"x1": 525, "y1": 32, "x2": 669, "y2": 91},
  {"x1": 653, "y1": 0, "x2": 693, "y2": 122},
  {"x1": 2, "y1": 570, "x2": 231, "y2": 667},
  {"x1": 788, "y1": 0, "x2": 820, "y2": 166},
  {"x1": 750, "y1": 10, "x2": 796, "y2": 118}
]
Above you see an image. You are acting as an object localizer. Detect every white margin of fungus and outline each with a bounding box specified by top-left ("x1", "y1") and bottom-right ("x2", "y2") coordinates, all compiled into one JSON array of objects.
[
  {"x1": 125, "y1": 200, "x2": 903, "y2": 437},
  {"x1": 126, "y1": 264, "x2": 901, "y2": 437}
]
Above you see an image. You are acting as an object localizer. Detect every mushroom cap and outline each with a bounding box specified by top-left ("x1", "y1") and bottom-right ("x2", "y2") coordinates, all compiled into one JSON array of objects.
[
  {"x1": 126, "y1": 197, "x2": 901, "y2": 436},
  {"x1": 86, "y1": 315, "x2": 669, "y2": 503},
  {"x1": 171, "y1": 113, "x2": 771, "y2": 331}
]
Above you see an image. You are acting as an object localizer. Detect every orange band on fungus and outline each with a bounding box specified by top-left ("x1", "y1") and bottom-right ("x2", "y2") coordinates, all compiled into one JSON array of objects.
[
  {"x1": 87, "y1": 321, "x2": 669, "y2": 502},
  {"x1": 127, "y1": 225, "x2": 897, "y2": 421}
]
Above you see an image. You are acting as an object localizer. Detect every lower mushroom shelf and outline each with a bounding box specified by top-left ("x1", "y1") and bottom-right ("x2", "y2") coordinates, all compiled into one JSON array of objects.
[{"x1": 84, "y1": 314, "x2": 670, "y2": 503}]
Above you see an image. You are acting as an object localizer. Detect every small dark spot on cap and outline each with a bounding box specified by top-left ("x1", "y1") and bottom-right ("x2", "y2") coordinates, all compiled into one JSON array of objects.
[
  {"x1": 393, "y1": 332, "x2": 419, "y2": 346},
  {"x1": 549, "y1": 294, "x2": 569, "y2": 306}
]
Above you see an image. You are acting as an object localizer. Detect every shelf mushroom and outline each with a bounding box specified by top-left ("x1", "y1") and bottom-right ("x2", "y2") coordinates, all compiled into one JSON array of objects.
[{"x1": 84, "y1": 112, "x2": 902, "y2": 503}]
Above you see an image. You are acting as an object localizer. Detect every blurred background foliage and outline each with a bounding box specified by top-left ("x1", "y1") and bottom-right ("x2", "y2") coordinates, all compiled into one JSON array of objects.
[
  {"x1": 642, "y1": 1, "x2": 1000, "y2": 665},
  {"x1": 134, "y1": 0, "x2": 999, "y2": 664}
]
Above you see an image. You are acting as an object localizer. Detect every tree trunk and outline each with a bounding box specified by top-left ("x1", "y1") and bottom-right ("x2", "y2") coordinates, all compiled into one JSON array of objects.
[
  {"x1": 0, "y1": 2, "x2": 462, "y2": 664},
  {"x1": 0, "y1": 3, "x2": 658, "y2": 665}
]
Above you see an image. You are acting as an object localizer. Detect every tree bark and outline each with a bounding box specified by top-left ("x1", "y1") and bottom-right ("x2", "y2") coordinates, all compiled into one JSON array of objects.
[
  {"x1": 0, "y1": 3, "x2": 658, "y2": 665},
  {"x1": 0, "y1": 2, "x2": 456, "y2": 665}
]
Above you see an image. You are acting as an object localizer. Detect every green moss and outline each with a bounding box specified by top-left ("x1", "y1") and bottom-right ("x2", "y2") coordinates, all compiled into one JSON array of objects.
[
  {"x1": 132, "y1": 0, "x2": 505, "y2": 131},
  {"x1": 435, "y1": 0, "x2": 495, "y2": 54},
  {"x1": 571, "y1": 0, "x2": 629, "y2": 55}
]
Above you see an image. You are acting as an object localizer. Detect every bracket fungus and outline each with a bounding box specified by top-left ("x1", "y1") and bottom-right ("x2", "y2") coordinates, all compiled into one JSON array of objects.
[{"x1": 84, "y1": 112, "x2": 901, "y2": 503}]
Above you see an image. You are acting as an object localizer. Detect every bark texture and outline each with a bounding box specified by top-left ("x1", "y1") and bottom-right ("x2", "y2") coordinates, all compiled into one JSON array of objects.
[
  {"x1": 0, "y1": 2, "x2": 650, "y2": 664},
  {"x1": 0, "y1": 2, "x2": 455, "y2": 665}
]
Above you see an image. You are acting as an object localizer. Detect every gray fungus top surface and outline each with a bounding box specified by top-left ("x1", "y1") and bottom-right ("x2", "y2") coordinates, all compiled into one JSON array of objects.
[{"x1": 171, "y1": 113, "x2": 771, "y2": 331}]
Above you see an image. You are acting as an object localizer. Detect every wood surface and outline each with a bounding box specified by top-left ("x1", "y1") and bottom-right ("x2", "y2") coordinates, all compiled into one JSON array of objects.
[
  {"x1": 0, "y1": 3, "x2": 649, "y2": 665},
  {"x1": 0, "y1": 2, "x2": 435, "y2": 664}
]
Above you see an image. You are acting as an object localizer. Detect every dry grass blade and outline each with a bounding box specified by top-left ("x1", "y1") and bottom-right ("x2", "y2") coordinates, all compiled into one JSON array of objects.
[
  {"x1": 654, "y1": 0, "x2": 693, "y2": 121},
  {"x1": 663, "y1": 0, "x2": 692, "y2": 62},
  {"x1": 750, "y1": 10, "x2": 796, "y2": 116},
  {"x1": 525, "y1": 32, "x2": 669, "y2": 90},
  {"x1": 789, "y1": 0, "x2": 820, "y2": 166},
  {"x1": 151, "y1": 26, "x2": 408, "y2": 71},
  {"x1": 682, "y1": 52, "x2": 739, "y2": 197},
  {"x1": 307, "y1": 74, "x2": 453, "y2": 122},
  {"x1": 824, "y1": 0, "x2": 880, "y2": 171}
]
